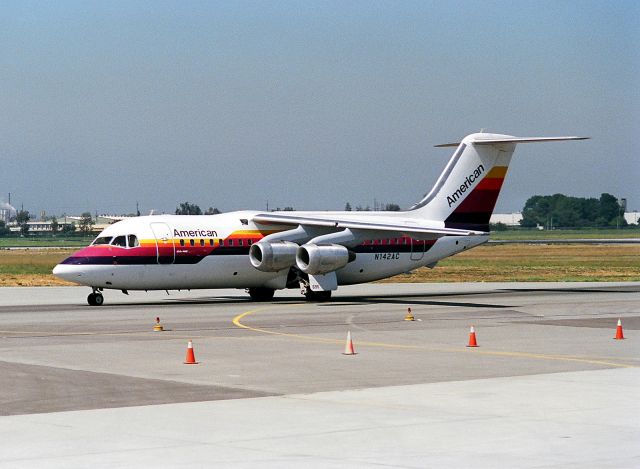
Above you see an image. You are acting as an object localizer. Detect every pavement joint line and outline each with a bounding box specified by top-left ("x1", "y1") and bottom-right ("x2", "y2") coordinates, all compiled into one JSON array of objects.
[{"x1": 232, "y1": 306, "x2": 637, "y2": 369}]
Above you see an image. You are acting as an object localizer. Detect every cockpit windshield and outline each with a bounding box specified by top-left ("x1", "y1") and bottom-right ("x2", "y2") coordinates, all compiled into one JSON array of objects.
[
  {"x1": 92, "y1": 236, "x2": 112, "y2": 245},
  {"x1": 92, "y1": 234, "x2": 139, "y2": 248},
  {"x1": 112, "y1": 235, "x2": 127, "y2": 247}
]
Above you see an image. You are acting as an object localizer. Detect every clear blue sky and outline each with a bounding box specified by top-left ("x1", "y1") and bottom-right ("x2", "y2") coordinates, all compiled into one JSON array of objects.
[{"x1": 1, "y1": 0, "x2": 638, "y2": 215}]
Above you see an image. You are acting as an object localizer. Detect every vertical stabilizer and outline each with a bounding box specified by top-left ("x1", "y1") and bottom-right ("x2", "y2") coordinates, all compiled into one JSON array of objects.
[{"x1": 409, "y1": 133, "x2": 587, "y2": 231}]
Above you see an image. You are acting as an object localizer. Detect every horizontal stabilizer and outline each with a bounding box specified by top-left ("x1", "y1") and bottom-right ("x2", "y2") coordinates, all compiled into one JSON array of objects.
[{"x1": 435, "y1": 136, "x2": 589, "y2": 148}]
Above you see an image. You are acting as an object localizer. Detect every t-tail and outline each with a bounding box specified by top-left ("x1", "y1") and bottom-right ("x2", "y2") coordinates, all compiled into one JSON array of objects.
[{"x1": 409, "y1": 133, "x2": 588, "y2": 232}]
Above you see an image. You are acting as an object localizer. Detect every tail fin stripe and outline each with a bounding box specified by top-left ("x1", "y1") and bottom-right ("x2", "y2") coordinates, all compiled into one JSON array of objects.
[
  {"x1": 448, "y1": 189, "x2": 502, "y2": 212},
  {"x1": 476, "y1": 178, "x2": 504, "y2": 191},
  {"x1": 485, "y1": 166, "x2": 508, "y2": 178}
]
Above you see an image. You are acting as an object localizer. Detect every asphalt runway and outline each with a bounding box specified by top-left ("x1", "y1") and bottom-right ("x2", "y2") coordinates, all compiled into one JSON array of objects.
[{"x1": 0, "y1": 282, "x2": 638, "y2": 467}]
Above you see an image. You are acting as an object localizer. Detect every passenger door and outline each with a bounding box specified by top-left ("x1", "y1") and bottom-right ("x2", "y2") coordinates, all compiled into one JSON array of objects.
[{"x1": 150, "y1": 222, "x2": 175, "y2": 264}]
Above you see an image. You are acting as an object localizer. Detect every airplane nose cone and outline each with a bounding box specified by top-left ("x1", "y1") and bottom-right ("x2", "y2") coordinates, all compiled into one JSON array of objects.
[{"x1": 52, "y1": 264, "x2": 82, "y2": 282}]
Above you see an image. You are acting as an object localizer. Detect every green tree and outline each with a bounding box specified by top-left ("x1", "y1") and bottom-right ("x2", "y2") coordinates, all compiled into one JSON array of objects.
[
  {"x1": 16, "y1": 209, "x2": 29, "y2": 224},
  {"x1": 384, "y1": 203, "x2": 401, "y2": 211},
  {"x1": 490, "y1": 222, "x2": 508, "y2": 231},
  {"x1": 598, "y1": 193, "x2": 626, "y2": 227},
  {"x1": 521, "y1": 193, "x2": 627, "y2": 228},
  {"x1": 78, "y1": 212, "x2": 94, "y2": 234},
  {"x1": 51, "y1": 216, "x2": 59, "y2": 234},
  {"x1": 175, "y1": 202, "x2": 202, "y2": 215},
  {"x1": 344, "y1": 202, "x2": 352, "y2": 211},
  {"x1": 16, "y1": 210, "x2": 30, "y2": 236},
  {"x1": 0, "y1": 220, "x2": 10, "y2": 236},
  {"x1": 205, "y1": 207, "x2": 221, "y2": 215}
]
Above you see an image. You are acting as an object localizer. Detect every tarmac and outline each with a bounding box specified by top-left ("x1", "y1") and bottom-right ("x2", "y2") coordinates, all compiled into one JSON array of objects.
[{"x1": 0, "y1": 282, "x2": 638, "y2": 467}]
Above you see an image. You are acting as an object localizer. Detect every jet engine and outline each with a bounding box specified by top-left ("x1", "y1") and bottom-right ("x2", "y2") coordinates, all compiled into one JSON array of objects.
[
  {"x1": 296, "y1": 244, "x2": 355, "y2": 275},
  {"x1": 249, "y1": 241, "x2": 298, "y2": 272}
]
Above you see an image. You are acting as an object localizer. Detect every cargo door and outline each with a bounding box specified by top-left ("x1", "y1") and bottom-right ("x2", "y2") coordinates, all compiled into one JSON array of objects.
[{"x1": 410, "y1": 238, "x2": 425, "y2": 261}]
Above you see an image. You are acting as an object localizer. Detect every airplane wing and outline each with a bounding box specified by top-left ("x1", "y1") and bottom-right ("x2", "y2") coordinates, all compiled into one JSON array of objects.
[{"x1": 252, "y1": 213, "x2": 487, "y2": 237}]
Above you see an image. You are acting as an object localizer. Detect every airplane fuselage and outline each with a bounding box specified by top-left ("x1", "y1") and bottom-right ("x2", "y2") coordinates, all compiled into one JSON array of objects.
[{"x1": 54, "y1": 212, "x2": 486, "y2": 292}]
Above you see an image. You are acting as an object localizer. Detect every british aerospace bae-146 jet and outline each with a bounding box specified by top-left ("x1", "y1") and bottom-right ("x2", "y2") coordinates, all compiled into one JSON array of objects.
[{"x1": 54, "y1": 132, "x2": 587, "y2": 305}]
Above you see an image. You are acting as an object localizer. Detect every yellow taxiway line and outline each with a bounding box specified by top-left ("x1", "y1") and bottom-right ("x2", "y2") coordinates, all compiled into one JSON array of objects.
[{"x1": 232, "y1": 306, "x2": 636, "y2": 369}]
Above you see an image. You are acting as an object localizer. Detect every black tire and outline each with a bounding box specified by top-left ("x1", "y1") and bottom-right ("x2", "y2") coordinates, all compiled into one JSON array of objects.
[
  {"x1": 248, "y1": 287, "x2": 275, "y2": 301},
  {"x1": 304, "y1": 290, "x2": 332, "y2": 302},
  {"x1": 87, "y1": 293, "x2": 104, "y2": 306}
]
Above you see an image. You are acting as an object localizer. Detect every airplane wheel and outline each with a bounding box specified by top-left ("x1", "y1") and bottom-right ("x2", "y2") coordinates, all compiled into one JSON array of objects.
[
  {"x1": 87, "y1": 293, "x2": 104, "y2": 306},
  {"x1": 248, "y1": 287, "x2": 275, "y2": 301},
  {"x1": 304, "y1": 290, "x2": 332, "y2": 302}
]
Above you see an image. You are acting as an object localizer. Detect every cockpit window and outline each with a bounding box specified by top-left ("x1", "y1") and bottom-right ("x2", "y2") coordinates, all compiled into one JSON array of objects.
[
  {"x1": 111, "y1": 235, "x2": 127, "y2": 247},
  {"x1": 92, "y1": 236, "x2": 112, "y2": 245},
  {"x1": 128, "y1": 235, "x2": 139, "y2": 247}
]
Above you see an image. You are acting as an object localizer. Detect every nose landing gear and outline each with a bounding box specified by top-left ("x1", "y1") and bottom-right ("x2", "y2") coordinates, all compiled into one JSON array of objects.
[{"x1": 87, "y1": 288, "x2": 104, "y2": 306}]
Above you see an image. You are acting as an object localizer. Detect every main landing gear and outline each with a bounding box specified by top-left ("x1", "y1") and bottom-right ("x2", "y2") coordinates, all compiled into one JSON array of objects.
[
  {"x1": 87, "y1": 288, "x2": 104, "y2": 306},
  {"x1": 247, "y1": 287, "x2": 276, "y2": 301},
  {"x1": 304, "y1": 290, "x2": 332, "y2": 302}
]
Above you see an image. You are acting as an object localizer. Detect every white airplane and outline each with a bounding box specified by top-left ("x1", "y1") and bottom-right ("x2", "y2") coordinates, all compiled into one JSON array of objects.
[{"x1": 53, "y1": 132, "x2": 587, "y2": 305}]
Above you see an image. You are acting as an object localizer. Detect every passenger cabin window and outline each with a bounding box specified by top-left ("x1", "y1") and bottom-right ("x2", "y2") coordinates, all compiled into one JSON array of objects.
[
  {"x1": 200, "y1": 239, "x2": 205, "y2": 247},
  {"x1": 228, "y1": 239, "x2": 234, "y2": 246},
  {"x1": 112, "y1": 235, "x2": 127, "y2": 247},
  {"x1": 190, "y1": 239, "x2": 195, "y2": 247},
  {"x1": 92, "y1": 236, "x2": 112, "y2": 245},
  {"x1": 180, "y1": 239, "x2": 185, "y2": 247},
  {"x1": 239, "y1": 239, "x2": 243, "y2": 246},
  {"x1": 128, "y1": 235, "x2": 139, "y2": 248},
  {"x1": 209, "y1": 239, "x2": 214, "y2": 246}
]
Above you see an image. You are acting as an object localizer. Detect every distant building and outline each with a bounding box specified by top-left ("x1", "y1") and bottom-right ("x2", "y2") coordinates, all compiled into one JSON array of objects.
[
  {"x1": 490, "y1": 213, "x2": 523, "y2": 226},
  {"x1": 624, "y1": 212, "x2": 640, "y2": 225},
  {"x1": 7, "y1": 215, "x2": 129, "y2": 234}
]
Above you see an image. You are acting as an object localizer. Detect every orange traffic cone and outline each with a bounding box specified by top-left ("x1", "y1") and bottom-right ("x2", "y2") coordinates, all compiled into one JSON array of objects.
[
  {"x1": 343, "y1": 331, "x2": 356, "y2": 355},
  {"x1": 614, "y1": 319, "x2": 625, "y2": 340},
  {"x1": 184, "y1": 339, "x2": 198, "y2": 364},
  {"x1": 153, "y1": 316, "x2": 164, "y2": 332},
  {"x1": 467, "y1": 326, "x2": 479, "y2": 347}
]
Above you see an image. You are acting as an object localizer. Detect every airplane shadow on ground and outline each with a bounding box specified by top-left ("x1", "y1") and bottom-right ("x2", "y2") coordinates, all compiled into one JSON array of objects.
[{"x1": 7, "y1": 285, "x2": 634, "y2": 312}]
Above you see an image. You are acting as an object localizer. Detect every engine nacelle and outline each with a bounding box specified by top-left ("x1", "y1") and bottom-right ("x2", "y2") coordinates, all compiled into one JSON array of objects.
[
  {"x1": 296, "y1": 244, "x2": 354, "y2": 275},
  {"x1": 249, "y1": 241, "x2": 298, "y2": 272}
]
